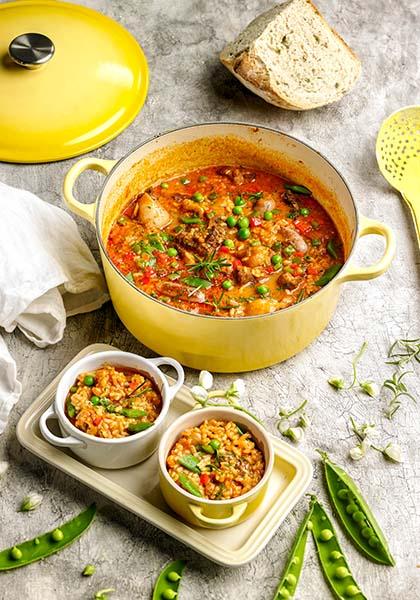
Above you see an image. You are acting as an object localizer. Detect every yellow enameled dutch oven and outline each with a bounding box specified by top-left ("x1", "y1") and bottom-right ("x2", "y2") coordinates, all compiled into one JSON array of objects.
[
  {"x1": 158, "y1": 407, "x2": 274, "y2": 529},
  {"x1": 63, "y1": 123, "x2": 395, "y2": 372}
]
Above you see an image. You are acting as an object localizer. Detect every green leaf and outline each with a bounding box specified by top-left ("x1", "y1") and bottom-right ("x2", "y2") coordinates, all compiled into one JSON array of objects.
[
  {"x1": 326, "y1": 239, "x2": 338, "y2": 259},
  {"x1": 315, "y1": 264, "x2": 343, "y2": 286},
  {"x1": 183, "y1": 276, "x2": 212, "y2": 289},
  {"x1": 284, "y1": 183, "x2": 312, "y2": 195}
]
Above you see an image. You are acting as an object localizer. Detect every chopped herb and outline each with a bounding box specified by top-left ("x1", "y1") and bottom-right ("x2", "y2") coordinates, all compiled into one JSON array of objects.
[
  {"x1": 311, "y1": 238, "x2": 321, "y2": 247},
  {"x1": 326, "y1": 239, "x2": 338, "y2": 259},
  {"x1": 188, "y1": 250, "x2": 230, "y2": 281},
  {"x1": 384, "y1": 371, "x2": 416, "y2": 419},
  {"x1": 247, "y1": 191, "x2": 263, "y2": 201},
  {"x1": 181, "y1": 216, "x2": 203, "y2": 224},
  {"x1": 128, "y1": 422, "x2": 153, "y2": 433},
  {"x1": 67, "y1": 403, "x2": 76, "y2": 418},
  {"x1": 315, "y1": 264, "x2": 342, "y2": 286},
  {"x1": 284, "y1": 183, "x2": 312, "y2": 195},
  {"x1": 208, "y1": 192, "x2": 218, "y2": 200},
  {"x1": 125, "y1": 272, "x2": 135, "y2": 283}
]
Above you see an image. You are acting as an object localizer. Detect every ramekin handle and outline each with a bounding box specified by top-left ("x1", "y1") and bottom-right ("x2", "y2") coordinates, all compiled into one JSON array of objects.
[
  {"x1": 189, "y1": 502, "x2": 248, "y2": 526},
  {"x1": 62, "y1": 157, "x2": 117, "y2": 224},
  {"x1": 149, "y1": 357, "x2": 185, "y2": 398},
  {"x1": 39, "y1": 405, "x2": 86, "y2": 448},
  {"x1": 335, "y1": 215, "x2": 395, "y2": 283}
]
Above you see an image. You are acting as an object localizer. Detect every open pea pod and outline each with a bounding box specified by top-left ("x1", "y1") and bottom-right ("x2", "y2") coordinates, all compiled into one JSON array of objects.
[
  {"x1": 153, "y1": 559, "x2": 186, "y2": 600},
  {"x1": 0, "y1": 504, "x2": 96, "y2": 571},
  {"x1": 273, "y1": 505, "x2": 313, "y2": 599},
  {"x1": 319, "y1": 451, "x2": 395, "y2": 566},
  {"x1": 310, "y1": 497, "x2": 367, "y2": 600}
]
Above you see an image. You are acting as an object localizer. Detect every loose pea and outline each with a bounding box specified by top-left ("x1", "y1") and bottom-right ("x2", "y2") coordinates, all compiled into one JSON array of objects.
[
  {"x1": 300, "y1": 207, "x2": 310, "y2": 216},
  {"x1": 70, "y1": 386, "x2": 78, "y2": 393},
  {"x1": 264, "y1": 210, "x2": 273, "y2": 221},
  {"x1": 161, "y1": 182, "x2": 169, "y2": 189},
  {"x1": 166, "y1": 572, "x2": 181, "y2": 583},
  {"x1": 90, "y1": 396, "x2": 100, "y2": 406},
  {"x1": 222, "y1": 280, "x2": 233, "y2": 290},
  {"x1": 162, "y1": 590, "x2": 177, "y2": 600},
  {"x1": 10, "y1": 547, "x2": 22, "y2": 561},
  {"x1": 192, "y1": 191, "x2": 204, "y2": 202},
  {"x1": 238, "y1": 227, "x2": 250, "y2": 240},
  {"x1": 83, "y1": 375, "x2": 95, "y2": 387},
  {"x1": 320, "y1": 529, "x2": 334, "y2": 542},
  {"x1": 234, "y1": 196, "x2": 246, "y2": 206},
  {"x1": 167, "y1": 248, "x2": 178, "y2": 257},
  {"x1": 223, "y1": 239, "x2": 235, "y2": 249},
  {"x1": 346, "y1": 585, "x2": 360, "y2": 597},
  {"x1": 233, "y1": 206, "x2": 243, "y2": 215},
  {"x1": 256, "y1": 285, "x2": 269, "y2": 296},
  {"x1": 346, "y1": 503, "x2": 358, "y2": 515},
  {"x1": 198, "y1": 175, "x2": 208, "y2": 182},
  {"x1": 226, "y1": 216, "x2": 237, "y2": 228},
  {"x1": 361, "y1": 527, "x2": 373, "y2": 539},
  {"x1": 368, "y1": 536, "x2": 379, "y2": 548},
  {"x1": 352, "y1": 511, "x2": 365, "y2": 523},
  {"x1": 285, "y1": 573, "x2": 296, "y2": 586},
  {"x1": 271, "y1": 254, "x2": 282, "y2": 266},
  {"x1": 51, "y1": 529, "x2": 64, "y2": 542},
  {"x1": 337, "y1": 489, "x2": 348, "y2": 500},
  {"x1": 330, "y1": 551, "x2": 342, "y2": 561},
  {"x1": 335, "y1": 566, "x2": 350, "y2": 579},
  {"x1": 237, "y1": 217, "x2": 249, "y2": 229}
]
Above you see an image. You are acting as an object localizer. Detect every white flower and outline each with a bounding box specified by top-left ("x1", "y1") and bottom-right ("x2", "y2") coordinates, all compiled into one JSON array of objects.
[
  {"x1": 359, "y1": 381, "x2": 378, "y2": 397},
  {"x1": 232, "y1": 378, "x2": 246, "y2": 398},
  {"x1": 191, "y1": 385, "x2": 208, "y2": 403},
  {"x1": 0, "y1": 461, "x2": 8, "y2": 478},
  {"x1": 20, "y1": 492, "x2": 43, "y2": 512},
  {"x1": 284, "y1": 427, "x2": 305, "y2": 444},
  {"x1": 360, "y1": 424, "x2": 378, "y2": 441},
  {"x1": 198, "y1": 370, "x2": 213, "y2": 390},
  {"x1": 349, "y1": 441, "x2": 368, "y2": 461},
  {"x1": 383, "y1": 442, "x2": 403, "y2": 463}
]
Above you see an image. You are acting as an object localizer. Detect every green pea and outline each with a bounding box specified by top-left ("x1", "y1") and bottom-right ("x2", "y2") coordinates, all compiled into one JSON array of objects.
[
  {"x1": 337, "y1": 489, "x2": 348, "y2": 500},
  {"x1": 167, "y1": 571, "x2": 181, "y2": 583},
  {"x1": 285, "y1": 573, "x2": 297, "y2": 586},
  {"x1": 223, "y1": 239, "x2": 235, "y2": 249},
  {"x1": 368, "y1": 536, "x2": 379, "y2": 548},
  {"x1": 226, "y1": 216, "x2": 237, "y2": 228},
  {"x1": 153, "y1": 560, "x2": 185, "y2": 600},
  {"x1": 233, "y1": 206, "x2": 243, "y2": 215},
  {"x1": 300, "y1": 207, "x2": 310, "y2": 216},
  {"x1": 167, "y1": 248, "x2": 178, "y2": 257},
  {"x1": 70, "y1": 386, "x2": 78, "y2": 393},
  {"x1": 346, "y1": 585, "x2": 360, "y2": 597},
  {"x1": 117, "y1": 216, "x2": 127, "y2": 225},
  {"x1": 192, "y1": 191, "x2": 204, "y2": 202},
  {"x1": 311, "y1": 238, "x2": 321, "y2": 247},
  {"x1": 237, "y1": 217, "x2": 249, "y2": 229},
  {"x1": 82, "y1": 564, "x2": 96, "y2": 576},
  {"x1": 34, "y1": 538, "x2": 40, "y2": 546},
  {"x1": 361, "y1": 527, "x2": 373, "y2": 539},
  {"x1": 234, "y1": 196, "x2": 246, "y2": 206},
  {"x1": 329, "y1": 551, "x2": 342, "y2": 561},
  {"x1": 352, "y1": 511, "x2": 365, "y2": 523},
  {"x1": 278, "y1": 589, "x2": 290, "y2": 599},
  {"x1": 161, "y1": 182, "x2": 169, "y2": 189},
  {"x1": 83, "y1": 375, "x2": 95, "y2": 387},
  {"x1": 51, "y1": 529, "x2": 64, "y2": 542},
  {"x1": 271, "y1": 254, "x2": 282, "y2": 266},
  {"x1": 306, "y1": 521, "x2": 313, "y2": 531},
  {"x1": 256, "y1": 285, "x2": 269, "y2": 296},
  {"x1": 283, "y1": 244, "x2": 295, "y2": 256},
  {"x1": 90, "y1": 396, "x2": 100, "y2": 406},
  {"x1": 238, "y1": 228, "x2": 250, "y2": 240},
  {"x1": 162, "y1": 589, "x2": 177, "y2": 600},
  {"x1": 319, "y1": 529, "x2": 334, "y2": 541},
  {"x1": 222, "y1": 280, "x2": 233, "y2": 290},
  {"x1": 291, "y1": 556, "x2": 300, "y2": 565},
  {"x1": 10, "y1": 547, "x2": 22, "y2": 561},
  {"x1": 346, "y1": 503, "x2": 358, "y2": 515},
  {"x1": 264, "y1": 211, "x2": 273, "y2": 221},
  {"x1": 335, "y1": 566, "x2": 350, "y2": 579}
]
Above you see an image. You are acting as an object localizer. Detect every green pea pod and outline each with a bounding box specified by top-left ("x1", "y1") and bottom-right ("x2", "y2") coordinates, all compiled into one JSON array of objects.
[
  {"x1": 326, "y1": 239, "x2": 338, "y2": 259},
  {"x1": 315, "y1": 264, "x2": 343, "y2": 286},
  {"x1": 284, "y1": 183, "x2": 312, "y2": 195},
  {"x1": 121, "y1": 408, "x2": 147, "y2": 418},
  {"x1": 178, "y1": 473, "x2": 202, "y2": 497},
  {"x1": 178, "y1": 454, "x2": 201, "y2": 474},
  {"x1": 318, "y1": 451, "x2": 395, "y2": 566},
  {"x1": 127, "y1": 421, "x2": 153, "y2": 433},
  {"x1": 273, "y1": 505, "x2": 313, "y2": 599},
  {"x1": 153, "y1": 560, "x2": 186, "y2": 600},
  {"x1": 0, "y1": 504, "x2": 96, "y2": 571},
  {"x1": 309, "y1": 497, "x2": 367, "y2": 600}
]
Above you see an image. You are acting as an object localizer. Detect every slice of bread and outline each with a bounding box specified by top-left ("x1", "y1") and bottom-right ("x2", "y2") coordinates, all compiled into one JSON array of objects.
[{"x1": 220, "y1": 0, "x2": 361, "y2": 110}]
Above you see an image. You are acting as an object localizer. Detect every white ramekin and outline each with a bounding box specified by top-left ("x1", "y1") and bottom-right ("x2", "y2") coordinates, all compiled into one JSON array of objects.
[{"x1": 39, "y1": 350, "x2": 184, "y2": 469}]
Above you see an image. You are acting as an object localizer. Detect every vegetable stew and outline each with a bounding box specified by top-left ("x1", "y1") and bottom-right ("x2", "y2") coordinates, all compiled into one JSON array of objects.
[{"x1": 107, "y1": 166, "x2": 344, "y2": 316}]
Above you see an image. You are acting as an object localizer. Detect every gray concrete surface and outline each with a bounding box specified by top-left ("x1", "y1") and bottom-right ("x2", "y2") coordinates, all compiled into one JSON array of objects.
[{"x1": 0, "y1": 0, "x2": 419, "y2": 598}]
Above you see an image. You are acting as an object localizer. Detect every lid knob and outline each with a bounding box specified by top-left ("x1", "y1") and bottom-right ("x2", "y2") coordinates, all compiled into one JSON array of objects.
[{"x1": 8, "y1": 33, "x2": 55, "y2": 69}]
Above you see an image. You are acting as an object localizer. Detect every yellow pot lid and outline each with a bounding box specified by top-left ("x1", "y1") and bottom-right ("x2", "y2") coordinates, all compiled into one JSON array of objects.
[{"x1": 0, "y1": 0, "x2": 149, "y2": 163}]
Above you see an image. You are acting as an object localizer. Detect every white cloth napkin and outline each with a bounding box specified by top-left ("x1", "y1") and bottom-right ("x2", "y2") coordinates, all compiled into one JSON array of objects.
[{"x1": 0, "y1": 181, "x2": 109, "y2": 432}]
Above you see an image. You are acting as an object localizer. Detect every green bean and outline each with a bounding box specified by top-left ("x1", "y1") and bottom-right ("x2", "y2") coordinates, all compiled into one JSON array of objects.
[
  {"x1": 318, "y1": 451, "x2": 395, "y2": 566},
  {"x1": 127, "y1": 422, "x2": 153, "y2": 433},
  {"x1": 309, "y1": 497, "x2": 367, "y2": 600},
  {"x1": 272, "y1": 506, "x2": 313, "y2": 599},
  {"x1": 0, "y1": 504, "x2": 96, "y2": 571},
  {"x1": 121, "y1": 408, "x2": 147, "y2": 418},
  {"x1": 315, "y1": 264, "x2": 343, "y2": 286},
  {"x1": 178, "y1": 454, "x2": 201, "y2": 474},
  {"x1": 178, "y1": 473, "x2": 202, "y2": 497},
  {"x1": 152, "y1": 560, "x2": 186, "y2": 600}
]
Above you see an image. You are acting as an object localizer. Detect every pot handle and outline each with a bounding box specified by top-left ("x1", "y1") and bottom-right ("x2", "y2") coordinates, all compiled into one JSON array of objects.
[
  {"x1": 62, "y1": 157, "x2": 117, "y2": 224},
  {"x1": 149, "y1": 357, "x2": 185, "y2": 399},
  {"x1": 335, "y1": 215, "x2": 396, "y2": 283},
  {"x1": 189, "y1": 502, "x2": 248, "y2": 526},
  {"x1": 39, "y1": 405, "x2": 86, "y2": 448}
]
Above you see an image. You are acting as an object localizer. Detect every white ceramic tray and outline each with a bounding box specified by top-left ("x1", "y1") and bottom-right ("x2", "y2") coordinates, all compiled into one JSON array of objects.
[{"x1": 17, "y1": 344, "x2": 313, "y2": 567}]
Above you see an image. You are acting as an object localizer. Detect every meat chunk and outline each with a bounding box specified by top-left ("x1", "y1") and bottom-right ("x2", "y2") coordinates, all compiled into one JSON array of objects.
[
  {"x1": 277, "y1": 271, "x2": 300, "y2": 290},
  {"x1": 175, "y1": 221, "x2": 226, "y2": 257},
  {"x1": 279, "y1": 225, "x2": 308, "y2": 253},
  {"x1": 217, "y1": 166, "x2": 256, "y2": 185},
  {"x1": 137, "y1": 192, "x2": 171, "y2": 231},
  {"x1": 235, "y1": 266, "x2": 255, "y2": 286},
  {"x1": 254, "y1": 196, "x2": 275, "y2": 213},
  {"x1": 282, "y1": 191, "x2": 300, "y2": 214},
  {"x1": 157, "y1": 281, "x2": 206, "y2": 303},
  {"x1": 243, "y1": 246, "x2": 272, "y2": 268}
]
